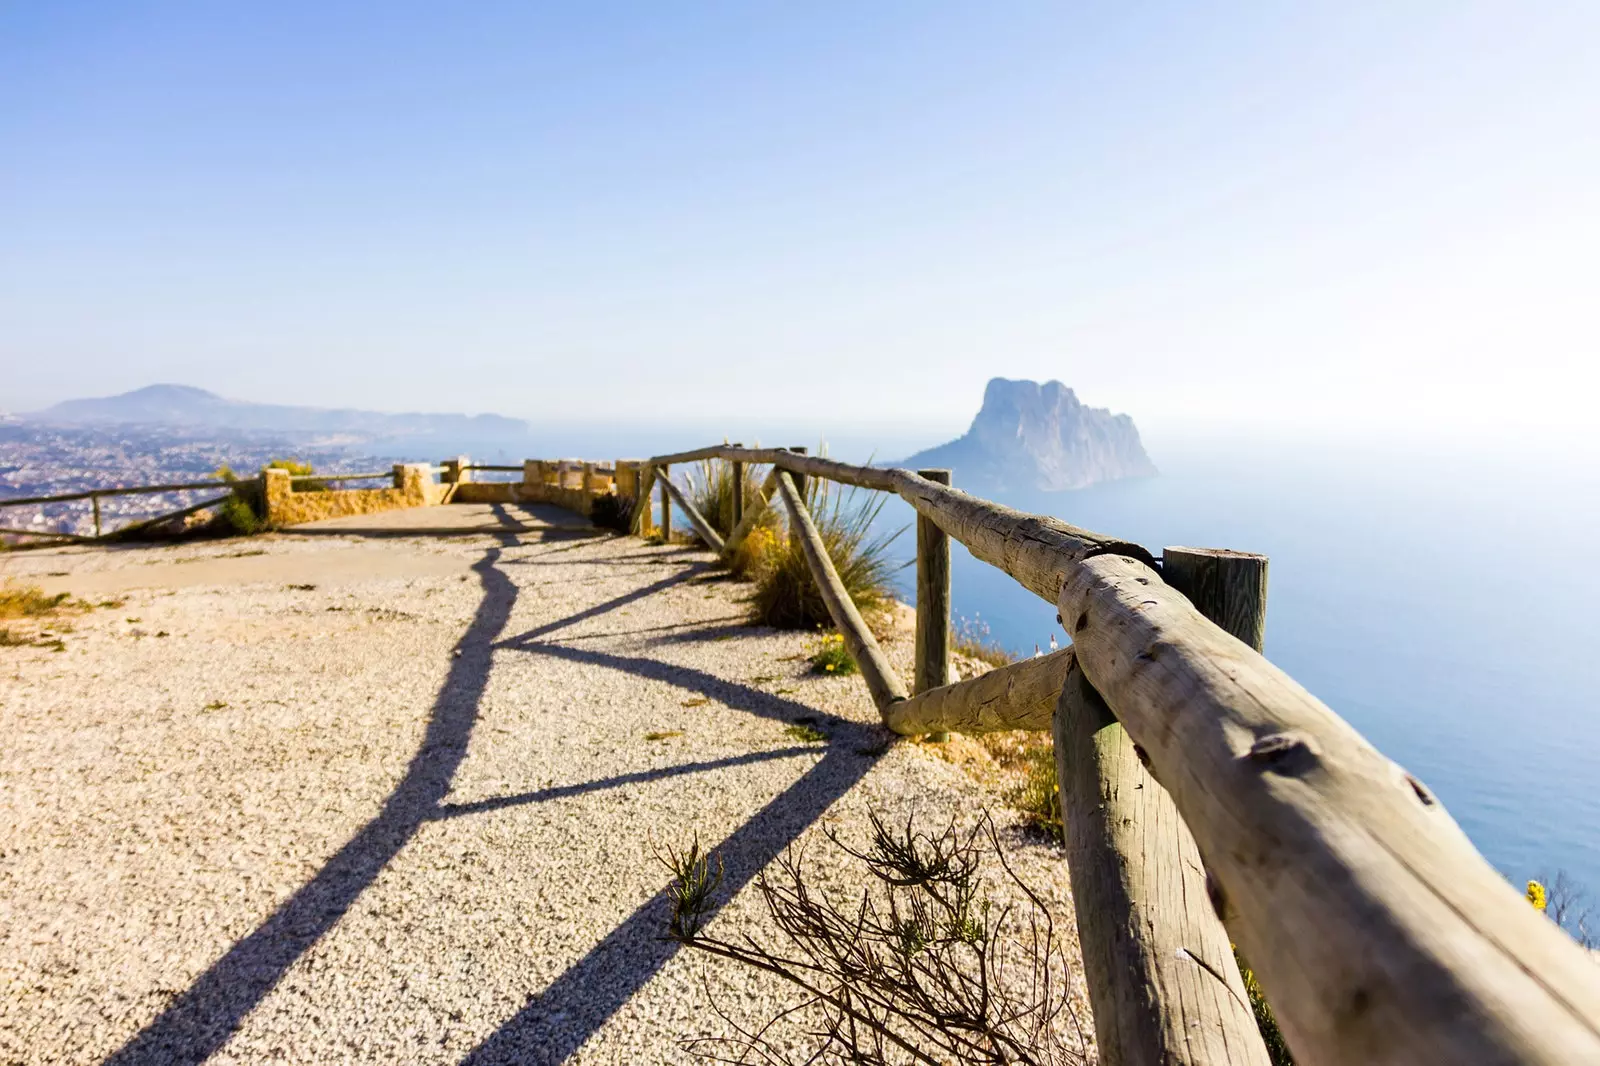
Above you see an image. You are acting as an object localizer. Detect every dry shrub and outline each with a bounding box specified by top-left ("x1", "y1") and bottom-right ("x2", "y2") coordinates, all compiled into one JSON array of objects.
[
  {"x1": 684, "y1": 458, "x2": 769, "y2": 540},
  {"x1": 743, "y1": 476, "x2": 902, "y2": 630},
  {"x1": 0, "y1": 583, "x2": 69, "y2": 620},
  {"x1": 661, "y1": 810, "x2": 1090, "y2": 1064}
]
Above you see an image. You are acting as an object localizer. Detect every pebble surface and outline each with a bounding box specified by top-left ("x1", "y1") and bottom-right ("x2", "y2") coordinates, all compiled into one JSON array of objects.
[{"x1": 0, "y1": 503, "x2": 1091, "y2": 1064}]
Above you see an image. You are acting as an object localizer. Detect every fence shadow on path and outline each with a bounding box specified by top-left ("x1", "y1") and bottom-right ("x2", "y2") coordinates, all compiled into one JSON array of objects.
[
  {"x1": 99, "y1": 519, "x2": 885, "y2": 1066},
  {"x1": 459, "y1": 642, "x2": 890, "y2": 1066},
  {"x1": 102, "y1": 536, "x2": 523, "y2": 1066}
]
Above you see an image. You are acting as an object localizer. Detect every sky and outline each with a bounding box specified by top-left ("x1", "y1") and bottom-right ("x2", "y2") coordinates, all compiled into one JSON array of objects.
[{"x1": 3, "y1": 3, "x2": 1598, "y2": 442}]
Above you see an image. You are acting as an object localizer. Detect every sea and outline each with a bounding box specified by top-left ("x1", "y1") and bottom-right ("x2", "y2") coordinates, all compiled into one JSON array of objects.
[
  {"x1": 868, "y1": 429, "x2": 1600, "y2": 907},
  {"x1": 526, "y1": 421, "x2": 1600, "y2": 909}
]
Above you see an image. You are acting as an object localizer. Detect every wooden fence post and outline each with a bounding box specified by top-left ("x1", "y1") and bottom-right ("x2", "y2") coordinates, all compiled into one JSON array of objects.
[
  {"x1": 786, "y1": 446, "x2": 808, "y2": 500},
  {"x1": 1161, "y1": 547, "x2": 1268, "y2": 652},
  {"x1": 774, "y1": 470, "x2": 907, "y2": 713},
  {"x1": 731, "y1": 458, "x2": 744, "y2": 530},
  {"x1": 915, "y1": 469, "x2": 952, "y2": 740},
  {"x1": 633, "y1": 464, "x2": 658, "y2": 537},
  {"x1": 1053, "y1": 545, "x2": 1273, "y2": 1066},
  {"x1": 91, "y1": 492, "x2": 101, "y2": 539},
  {"x1": 659, "y1": 464, "x2": 671, "y2": 541}
]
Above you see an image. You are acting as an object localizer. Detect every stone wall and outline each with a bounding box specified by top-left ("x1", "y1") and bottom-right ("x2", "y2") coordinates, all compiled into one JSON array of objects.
[
  {"x1": 259, "y1": 458, "x2": 632, "y2": 526},
  {"x1": 263, "y1": 464, "x2": 445, "y2": 526}
]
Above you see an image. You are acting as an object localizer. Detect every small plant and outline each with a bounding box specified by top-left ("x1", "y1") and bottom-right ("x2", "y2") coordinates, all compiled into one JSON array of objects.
[
  {"x1": 1535, "y1": 870, "x2": 1597, "y2": 948},
  {"x1": 1236, "y1": 949, "x2": 1294, "y2": 1065},
  {"x1": 808, "y1": 631, "x2": 857, "y2": 676},
  {"x1": 1005, "y1": 735, "x2": 1061, "y2": 835},
  {"x1": 267, "y1": 458, "x2": 328, "y2": 492},
  {"x1": 658, "y1": 810, "x2": 1088, "y2": 1063},
  {"x1": 745, "y1": 472, "x2": 904, "y2": 630},
  {"x1": 589, "y1": 491, "x2": 634, "y2": 532},
  {"x1": 784, "y1": 722, "x2": 827, "y2": 743},
  {"x1": 215, "y1": 466, "x2": 266, "y2": 535},
  {"x1": 0, "y1": 583, "x2": 70, "y2": 620},
  {"x1": 685, "y1": 458, "x2": 770, "y2": 540},
  {"x1": 954, "y1": 613, "x2": 1018, "y2": 669}
]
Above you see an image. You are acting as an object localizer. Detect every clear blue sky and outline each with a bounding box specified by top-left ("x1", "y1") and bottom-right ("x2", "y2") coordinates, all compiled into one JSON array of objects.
[{"x1": 3, "y1": 3, "x2": 1596, "y2": 439}]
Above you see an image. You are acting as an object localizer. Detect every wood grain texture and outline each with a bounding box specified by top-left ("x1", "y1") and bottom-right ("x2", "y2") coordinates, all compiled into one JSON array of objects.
[
  {"x1": 659, "y1": 464, "x2": 671, "y2": 539},
  {"x1": 886, "y1": 647, "x2": 1072, "y2": 735},
  {"x1": 914, "y1": 469, "x2": 953, "y2": 698},
  {"x1": 659, "y1": 475, "x2": 726, "y2": 554},
  {"x1": 1060, "y1": 552, "x2": 1600, "y2": 1065},
  {"x1": 1056, "y1": 542, "x2": 1271, "y2": 1066},
  {"x1": 1162, "y1": 547, "x2": 1268, "y2": 653},
  {"x1": 773, "y1": 470, "x2": 907, "y2": 714},
  {"x1": 1056, "y1": 663, "x2": 1271, "y2": 1066},
  {"x1": 731, "y1": 460, "x2": 744, "y2": 529},
  {"x1": 631, "y1": 464, "x2": 657, "y2": 536}
]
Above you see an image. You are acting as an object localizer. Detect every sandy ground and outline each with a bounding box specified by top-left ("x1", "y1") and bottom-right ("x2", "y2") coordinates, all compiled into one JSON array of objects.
[{"x1": 0, "y1": 503, "x2": 1092, "y2": 1065}]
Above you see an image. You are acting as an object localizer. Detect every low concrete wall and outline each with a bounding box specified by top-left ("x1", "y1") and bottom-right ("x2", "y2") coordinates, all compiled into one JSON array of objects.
[
  {"x1": 264, "y1": 464, "x2": 445, "y2": 526},
  {"x1": 261, "y1": 458, "x2": 630, "y2": 527},
  {"x1": 452, "y1": 478, "x2": 604, "y2": 516}
]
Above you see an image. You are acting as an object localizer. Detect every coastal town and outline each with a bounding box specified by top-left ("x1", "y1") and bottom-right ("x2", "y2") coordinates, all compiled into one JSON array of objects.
[{"x1": 0, "y1": 416, "x2": 386, "y2": 539}]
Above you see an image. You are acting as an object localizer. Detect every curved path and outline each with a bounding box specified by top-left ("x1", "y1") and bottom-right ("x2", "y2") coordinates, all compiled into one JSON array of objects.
[{"x1": 0, "y1": 503, "x2": 1084, "y2": 1064}]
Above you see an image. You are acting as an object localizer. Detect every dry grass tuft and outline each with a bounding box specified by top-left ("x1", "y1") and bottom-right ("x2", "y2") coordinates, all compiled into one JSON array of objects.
[
  {"x1": 0, "y1": 582, "x2": 70, "y2": 620},
  {"x1": 742, "y1": 475, "x2": 902, "y2": 630}
]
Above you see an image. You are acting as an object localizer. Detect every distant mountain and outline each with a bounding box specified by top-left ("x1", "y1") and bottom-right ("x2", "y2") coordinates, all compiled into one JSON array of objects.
[
  {"x1": 30, "y1": 384, "x2": 528, "y2": 442},
  {"x1": 899, "y1": 378, "x2": 1156, "y2": 492}
]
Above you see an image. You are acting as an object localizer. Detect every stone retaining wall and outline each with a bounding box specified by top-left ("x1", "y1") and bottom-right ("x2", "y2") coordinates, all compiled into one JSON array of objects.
[{"x1": 263, "y1": 464, "x2": 449, "y2": 526}]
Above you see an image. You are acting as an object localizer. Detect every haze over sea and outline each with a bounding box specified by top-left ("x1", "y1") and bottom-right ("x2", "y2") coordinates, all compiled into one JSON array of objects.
[
  {"x1": 935, "y1": 430, "x2": 1600, "y2": 899},
  {"x1": 592, "y1": 419, "x2": 1600, "y2": 900}
]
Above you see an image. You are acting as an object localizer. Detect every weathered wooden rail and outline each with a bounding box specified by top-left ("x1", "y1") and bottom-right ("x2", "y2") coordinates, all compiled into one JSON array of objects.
[{"x1": 625, "y1": 444, "x2": 1600, "y2": 1066}]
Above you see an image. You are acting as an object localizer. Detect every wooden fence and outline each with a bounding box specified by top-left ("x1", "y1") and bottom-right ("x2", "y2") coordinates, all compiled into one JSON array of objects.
[
  {"x1": 11, "y1": 445, "x2": 1597, "y2": 1062},
  {"x1": 629, "y1": 444, "x2": 1600, "y2": 1066}
]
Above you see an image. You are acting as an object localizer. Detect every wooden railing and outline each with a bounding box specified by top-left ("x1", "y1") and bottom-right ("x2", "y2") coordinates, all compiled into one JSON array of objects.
[
  {"x1": 0, "y1": 478, "x2": 238, "y2": 542},
  {"x1": 631, "y1": 444, "x2": 1600, "y2": 1066}
]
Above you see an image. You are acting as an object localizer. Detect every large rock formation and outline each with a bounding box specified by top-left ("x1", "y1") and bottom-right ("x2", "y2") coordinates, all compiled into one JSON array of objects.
[{"x1": 899, "y1": 378, "x2": 1156, "y2": 492}]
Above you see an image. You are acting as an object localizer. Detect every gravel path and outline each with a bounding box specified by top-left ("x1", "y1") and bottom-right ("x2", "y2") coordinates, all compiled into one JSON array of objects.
[{"x1": 1, "y1": 503, "x2": 1092, "y2": 1064}]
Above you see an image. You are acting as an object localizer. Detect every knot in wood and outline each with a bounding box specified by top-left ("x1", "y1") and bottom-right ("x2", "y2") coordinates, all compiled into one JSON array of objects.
[{"x1": 1244, "y1": 732, "x2": 1317, "y2": 774}]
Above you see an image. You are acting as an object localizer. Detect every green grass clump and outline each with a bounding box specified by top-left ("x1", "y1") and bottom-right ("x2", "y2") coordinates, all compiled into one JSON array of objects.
[
  {"x1": 784, "y1": 722, "x2": 827, "y2": 743},
  {"x1": 1004, "y1": 736, "x2": 1060, "y2": 834},
  {"x1": 745, "y1": 475, "x2": 903, "y2": 630},
  {"x1": 1236, "y1": 950, "x2": 1294, "y2": 1064},
  {"x1": 808, "y1": 631, "x2": 857, "y2": 675},
  {"x1": 685, "y1": 458, "x2": 770, "y2": 540},
  {"x1": 215, "y1": 466, "x2": 266, "y2": 534},
  {"x1": 268, "y1": 458, "x2": 328, "y2": 492}
]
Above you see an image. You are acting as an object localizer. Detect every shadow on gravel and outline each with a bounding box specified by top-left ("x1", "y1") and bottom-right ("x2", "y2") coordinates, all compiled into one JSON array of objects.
[
  {"x1": 495, "y1": 562, "x2": 710, "y2": 646},
  {"x1": 433, "y1": 747, "x2": 818, "y2": 819},
  {"x1": 460, "y1": 643, "x2": 889, "y2": 1066},
  {"x1": 102, "y1": 538, "x2": 521, "y2": 1066},
  {"x1": 101, "y1": 525, "x2": 881, "y2": 1066}
]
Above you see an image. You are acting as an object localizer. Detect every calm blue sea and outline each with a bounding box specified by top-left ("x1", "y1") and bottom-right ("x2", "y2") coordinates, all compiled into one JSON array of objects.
[{"x1": 854, "y1": 432, "x2": 1600, "y2": 900}]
